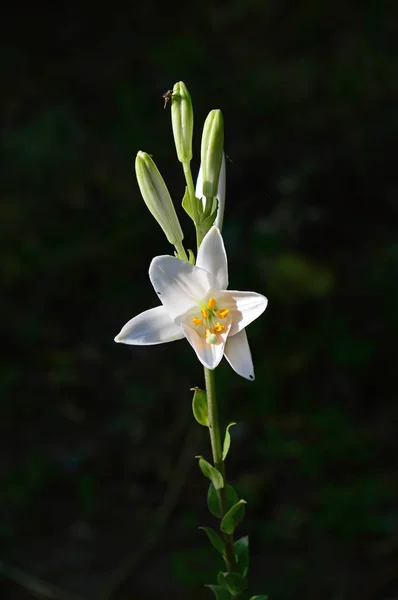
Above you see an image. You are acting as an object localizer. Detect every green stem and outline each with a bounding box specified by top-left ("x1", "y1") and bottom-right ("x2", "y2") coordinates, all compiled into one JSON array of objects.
[
  {"x1": 174, "y1": 240, "x2": 188, "y2": 262},
  {"x1": 204, "y1": 367, "x2": 237, "y2": 577},
  {"x1": 182, "y1": 160, "x2": 203, "y2": 249},
  {"x1": 182, "y1": 160, "x2": 197, "y2": 216},
  {"x1": 195, "y1": 177, "x2": 239, "y2": 597}
]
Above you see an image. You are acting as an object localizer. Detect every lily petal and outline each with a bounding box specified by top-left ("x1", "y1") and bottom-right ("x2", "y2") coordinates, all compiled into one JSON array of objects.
[
  {"x1": 218, "y1": 291, "x2": 268, "y2": 336},
  {"x1": 181, "y1": 310, "x2": 231, "y2": 370},
  {"x1": 224, "y1": 329, "x2": 255, "y2": 381},
  {"x1": 149, "y1": 256, "x2": 219, "y2": 322},
  {"x1": 196, "y1": 226, "x2": 229, "y2": 289},
  {"x1": 182, "y1": 325, "x2": 225, "y2": 370},
  {"x1": 114, "y1": 305, "x2": 184, "y2": 345}
]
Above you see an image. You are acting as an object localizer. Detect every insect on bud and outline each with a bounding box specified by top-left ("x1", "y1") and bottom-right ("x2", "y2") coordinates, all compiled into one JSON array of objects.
[{"x1": 171, "y1": 81, "x2": 194, "y2": 163}]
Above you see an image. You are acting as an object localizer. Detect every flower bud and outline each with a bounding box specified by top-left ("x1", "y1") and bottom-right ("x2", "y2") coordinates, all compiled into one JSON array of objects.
[
  {"x1": 200, "y1": 109, "x2": 224, "y2": 199},
  {"x1": 135, "y1": 151, "x2": 184, "y2": 245},
  {"x1": 171, "y1": 81, "x2": 193, "y2": 163},
  {"x1": 195, "y1": 153, "x2": 226, "y2": 231}
]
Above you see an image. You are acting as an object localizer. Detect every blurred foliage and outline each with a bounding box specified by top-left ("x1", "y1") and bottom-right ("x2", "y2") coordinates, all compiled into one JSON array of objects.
[{"x1": 1, "y1": 1, "x2": 397, "y2": 599}]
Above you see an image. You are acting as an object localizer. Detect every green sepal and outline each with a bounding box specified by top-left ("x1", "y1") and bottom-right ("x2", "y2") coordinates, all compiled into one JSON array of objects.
[
  {"x1": 187, "y1": 249, "x2": 195, "y2": 265},
  {"x1": 207, "y1": 483, "x2": 239, "y2": 518},
  {"x1": 234, "y1": 535, "x2": 249, "y2": 577},
  {"x1": 222, "y1": 422, "x2": 236, "y2": 461},
  {"x1": 205, "y1": 585, "x2": 231, "y2": 600},
  {"x1": 220, "y1": 500, "x2": 247, "y2": 534},
  {"x1": 199, "y1": 526, "x2": 226, "y2": 556},
  {"x1": 191, "y1": 387, "x2": 209, "y2": 426},
  {"x1": 217, "y1": 572, "x2": 248, "y2": 594},
  {"x1": 197, "y1": 457, "x2": 224, "y2": 490}
]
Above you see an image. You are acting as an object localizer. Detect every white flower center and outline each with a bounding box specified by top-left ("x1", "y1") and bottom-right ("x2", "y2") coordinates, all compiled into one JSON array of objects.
[{"x1": 191, "y1": 297, "x2": 230, "y2": 345}]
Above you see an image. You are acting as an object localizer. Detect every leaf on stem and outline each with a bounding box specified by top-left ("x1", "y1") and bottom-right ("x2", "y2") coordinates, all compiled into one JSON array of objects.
[
  {"x1": 207, "y1": 483, "x2": 239, "y2": 518},
  {"x1": 222, "y1": 422, "x2": 236, "y2": 461},
  {"x1": 205, "y1": 584, "x2": 231, "y2": 600},
  {"x1": 199, "y1": 526, "x2": 226, "y2": 556},
  {"x1": 217, "y1": 571, "x2": 248, "y2": 594},
  {"x1": 197, "y1": 457, "x2": 224, "y2": 490},
  {"x1": 199, "y1": 207, "x2": 218, "y2": 233},
  {"x1": 191, "y1": 387, "x2": 209, "y2": 426},
  {"x1": 234, "y1": 535, "x2": 249, "y2": 577},
  {"x1": 182, "y1": 186, "x2": 195, "y2": 220},
  {"x1": 220, "y1": 500, "x2": 247, "y2": 534}
]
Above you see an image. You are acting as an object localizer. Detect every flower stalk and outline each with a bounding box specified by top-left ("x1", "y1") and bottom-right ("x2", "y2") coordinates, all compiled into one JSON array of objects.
[{"x1": 204, "y1": 367, "x2": 237, "y2": 575}]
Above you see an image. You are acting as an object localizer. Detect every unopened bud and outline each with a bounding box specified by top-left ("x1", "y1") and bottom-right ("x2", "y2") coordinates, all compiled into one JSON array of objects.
[
  {"x1": 195, "y1": 153, "x2": 226, "y2": 231},
  {"x1": 171, "y1": 81, "x2": 193, "y2": 163},
  {"x1": 135, "y1": 151, "x2": 183, "y2": 245},
  {"x1": 200, "y1": 109, "x2": 224, "y2": 199}
]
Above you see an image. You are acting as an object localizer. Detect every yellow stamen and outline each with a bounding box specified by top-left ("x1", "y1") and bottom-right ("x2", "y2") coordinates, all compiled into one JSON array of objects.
[
  {"x1": 217, "y1": 308, "x2": 229, "y2": 319},
  {"x1": 192, "y1": 317, "x2": 202, "y2": 326},
  {"x1": 201, "y1": 308, "x2": 209, "y2": 319},
  {"x1": 207, "y1": 297, "x2": 217, "y2": 309},
  {"x1": 205, "y1": 328, "x2": 213, "y2": 339},
  {"x1": 213, "y1": 322, "x2": 224, "y2": 333}
]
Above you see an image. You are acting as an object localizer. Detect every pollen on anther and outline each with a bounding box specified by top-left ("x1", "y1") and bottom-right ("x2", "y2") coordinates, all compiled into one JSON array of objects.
[
  {"x1": 207, "y1": 297, "x2": 217, "y2": 309},
  {"x1": 192, "y1": 317, "x2": 202, "y2": 326},
  {"x1": 217, "y1": 308, "x2": 229, "y2": 319},
  {"x1": 201, "y1": 308, "x2": 209, "y2": 319},
  {"x1": 213, "y1": 322, "x2": 224, "y2": 332}
]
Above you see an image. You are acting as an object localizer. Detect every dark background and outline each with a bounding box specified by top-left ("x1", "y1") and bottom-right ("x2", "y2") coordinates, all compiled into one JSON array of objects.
[{"x1": 1, "y1": 2, "x2": 397, "y2": 599}]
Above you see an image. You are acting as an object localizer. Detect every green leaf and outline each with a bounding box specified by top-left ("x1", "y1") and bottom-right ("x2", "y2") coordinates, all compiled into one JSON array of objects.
[
  {"x1": 200, "y1": 207, "x2": 218, "y2": 229},
  {"x1": 191, "y1": 387, "x2": 208, "y2": 426},
  {"x1": 182, "y1": 186, "x2": 195, "y2": 220},
  {"x1": 217, "y1": 572, "x2": 248, "y2": 594},
  {"x1": 202, "y1": 195, "x2": 216, "y2": 219},
  {"x1": 199, "y1": 526, "x2": 226, "y2": 556},
  {"x1": 222, "y1": 422, "x2": 236, "y2": 461},
  {"x1": 198, "y1": 457, "x2": 224, "y2": 490},
  {"x1": 220, "y1": 500, "x2": 247, "y2": 534},
  {"x1": 205, "y1": 585, "x2": 231, "y2": 600},
  {"x1": 208, "y1": 483, "x2": 239, "y2": 518},
  {"x1": 249, "y1": 596, "x2": 268, "y2": 599},
  {"x1": 234, "y1": 535, "x2": 249, "y2": 577}
]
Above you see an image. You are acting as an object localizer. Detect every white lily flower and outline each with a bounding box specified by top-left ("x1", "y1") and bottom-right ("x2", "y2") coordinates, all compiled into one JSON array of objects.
[
  {"x1": 115, "y1": 227, "x2": 267, "y2": 380},
  {"x1": 196, "y1": 154, "x2": 226, "y2": 231}
]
